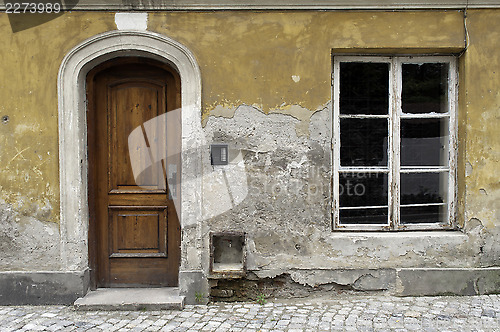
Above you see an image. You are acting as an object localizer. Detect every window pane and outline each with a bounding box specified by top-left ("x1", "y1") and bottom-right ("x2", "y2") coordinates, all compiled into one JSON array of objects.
[
  {"x1": 340, "y1": 208, "x2": 388, "y2": 225},
  {"x1": 402, "y1": 63, "x2": 449, "y2": 114},
  {"x1": 340, "y1": 62, "x2": 389, "y2": 115},
  {"x1": 401, "y1": 172, "x2": 448, "y2": 205},
  {"x1": 339, "y1": 172, "x2": 388, "y2": 207},
  {"x1": 401, "y1": 205, "x2": 447, "y2": 224},
  {"x1": 401, "y1": 118, "x2": 449, "y2": 166},
  {"x1": 340, "y1": 118, "x2": 388, "y2": 166}
]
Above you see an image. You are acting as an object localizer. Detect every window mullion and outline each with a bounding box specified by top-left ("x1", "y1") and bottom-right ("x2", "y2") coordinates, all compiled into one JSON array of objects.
[
  {"x1": 391, "y1": 58, "x2": 401, "y2": 230},
  {"x1": 332, "y1": 58, "x2": 340, "y2": 229},
  {"x1": 448, "y1": 58, "x2": 458, "y2": 229},
  {"x1": 387, "y1": 58, "x2": 394, "y2": 229}
]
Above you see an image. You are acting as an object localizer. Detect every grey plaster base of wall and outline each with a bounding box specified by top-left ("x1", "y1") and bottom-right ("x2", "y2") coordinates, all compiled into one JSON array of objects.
[
  {"x1": 179, "y1": 271, "x2": 209, "y2": 304},
  {"x1": 396, "y1": 268, "x2": 500, "y2": 296},
  {"x1": 1, "y1": 268, "x2": 497, "y2": 304},
  {"x1": 0, "y1": 270, "x2": 89, "y2": 305},
  {"x1": 246, "y1": 268, "x2": 500, "y2": 298}
]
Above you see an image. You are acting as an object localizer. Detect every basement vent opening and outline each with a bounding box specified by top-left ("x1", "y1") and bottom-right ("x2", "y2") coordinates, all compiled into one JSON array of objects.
[{"x1": 210, "y1": 232, "x2": 246, "y2": 278}]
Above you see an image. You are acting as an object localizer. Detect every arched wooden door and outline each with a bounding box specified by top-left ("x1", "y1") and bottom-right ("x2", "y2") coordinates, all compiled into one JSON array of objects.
[{"x1": 87, "y1": 58, "x2": 181, "y2": 287}]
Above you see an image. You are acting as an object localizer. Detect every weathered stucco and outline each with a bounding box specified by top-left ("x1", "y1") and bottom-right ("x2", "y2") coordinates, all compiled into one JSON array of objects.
[
  {"x1": 0, "y1": 9, "x2": 499, "y2": 302},
  {"x1": 0, "y1": 12, "x2": 116, "y2": 270},
  {"x1": 202, "y1": 106, "x2": 479, "y2": 273},
  {"x1": 147, "y1": 10, "x2": 465, "y2": 123},
  {"x1": 459, "y1": 9, "x2": 500, "y2": 267}
]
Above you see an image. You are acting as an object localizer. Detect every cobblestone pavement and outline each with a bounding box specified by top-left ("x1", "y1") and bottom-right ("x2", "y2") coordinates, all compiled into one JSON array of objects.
[{"x1": 1, "y1": 294, "x2": 499, "y2": 331}]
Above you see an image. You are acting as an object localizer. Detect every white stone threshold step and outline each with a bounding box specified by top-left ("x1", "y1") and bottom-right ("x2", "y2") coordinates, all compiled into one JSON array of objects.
[{"x1": 74, "y1": 288, "x2": 184, "y2": 311}]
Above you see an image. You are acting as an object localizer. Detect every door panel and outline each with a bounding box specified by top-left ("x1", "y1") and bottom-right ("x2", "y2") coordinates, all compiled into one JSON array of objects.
[
  {"x1": 110, "y1": 209, "x2": 167, "y2": 257},
  {"x1": 88, "y1": 59, "x2": 181, "y2": 287},
  {"x1": 109, "y1": 82, "x2": 165, "y2": 191}
]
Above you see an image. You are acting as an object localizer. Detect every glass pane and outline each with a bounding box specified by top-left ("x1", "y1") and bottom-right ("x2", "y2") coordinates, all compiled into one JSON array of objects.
[
  {"x1": 340, "y1": 118, "x2": 388, "y2": 166},
  {"x1": 401, "y1": 118, "x2": 449, "y2": 166},
  {"x1": 340, "y1": 62, "x2": 389, "y2": 115},
  {"x1": 339, "y1": 172, "x2": 388, "y2": 207},
  {"x1": 401, "y1": 205, "x2": 448, "y2": 224},
  {"x1": 340, "y1": 208, "x2": 388, "y2": 225},
  {"x1": 401, "y1": 172, "x2": 448, "y2": 205},
  {"x1": 402, "y1": 63, "x2": 449, "y2": 114}
]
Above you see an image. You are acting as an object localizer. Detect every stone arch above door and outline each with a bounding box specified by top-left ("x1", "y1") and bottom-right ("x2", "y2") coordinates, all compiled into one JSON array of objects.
[{"x1": 57, "y1": 30, "x2": 203, "y2": 286}]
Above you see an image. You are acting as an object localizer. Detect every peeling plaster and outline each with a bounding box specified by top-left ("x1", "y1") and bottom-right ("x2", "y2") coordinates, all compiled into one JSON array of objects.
[
  {"x1": 202, "y1": 104, "x2": 485, "y2": 276},
  {"x1": 0, "y1": 10, "x2": 499, "y2": 298},
  {"x1": 461, "y1": 10, "x2": 500, "y2": 234},
  {"x1": 146, "y1": 11, "x2": 465, "y2": 123},
  {"x1": 0, "y1": 12, "x2": 116, "y2": 228},
  {"x1": 205, "y1": 104, "x2": 239, "y2": 122},
  {"x1": 0, "y1": 199, "x2": 60, "y2": 270},
  {"x1": 288, "y1": 269, "x2": 395, "y2": 291},
  {"x1": 465, "y1": 160, "x2": 473, "y2": 176}
]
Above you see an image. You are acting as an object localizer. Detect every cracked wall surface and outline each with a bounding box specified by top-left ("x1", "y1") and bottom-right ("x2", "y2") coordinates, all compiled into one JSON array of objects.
[
  {"x1": 0, "y1": 199, "x2": 60, "y2": 270},
  {"x1": 0, "y1": 9, "x2": 499, "y2": 299},
  {"x1": 0, "y1": 12, "x2": 116, "y2": 270},
  {"x1": 202, "y1": 106, "x2": 481, "y2": 274},
  {"x1": 459, "y1": 9, "x2": 500, "y2": 268},
  {"x1": 147, "y1": 11, "x2": 465, "y2": 122}
]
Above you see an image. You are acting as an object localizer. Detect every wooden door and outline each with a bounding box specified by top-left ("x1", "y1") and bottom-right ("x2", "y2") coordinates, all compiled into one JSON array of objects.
[{"x1": 87, "y1": 58, "x2": 181, "y2": 287}]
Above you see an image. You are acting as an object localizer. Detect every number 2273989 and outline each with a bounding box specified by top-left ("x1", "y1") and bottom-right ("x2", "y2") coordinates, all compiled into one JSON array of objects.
[{"x1": 5, "y1": 2, "x2": 61, "y2": 14}]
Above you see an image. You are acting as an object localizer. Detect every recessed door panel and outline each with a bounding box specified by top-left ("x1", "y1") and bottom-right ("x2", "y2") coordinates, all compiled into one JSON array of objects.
[
  {"x1": 110, "y1": 209, "x2": 167, "y2": 257},
  {"x1": 109, "y1": 83, "x2": 165, "y2": 191}
]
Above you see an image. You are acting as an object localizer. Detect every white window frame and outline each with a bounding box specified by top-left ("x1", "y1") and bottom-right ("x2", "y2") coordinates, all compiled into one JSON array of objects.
[{"x1": 332, "y1": 55, "x2": 458, "y2": 231}]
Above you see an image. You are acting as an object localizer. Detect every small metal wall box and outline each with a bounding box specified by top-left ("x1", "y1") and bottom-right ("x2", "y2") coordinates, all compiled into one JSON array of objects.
[
  {"x1": 209, "y1": 232, "x2": 246, "y2": 279},
  {"x1": 211, "y1": 144, "x2": 229, "y2": 165}
]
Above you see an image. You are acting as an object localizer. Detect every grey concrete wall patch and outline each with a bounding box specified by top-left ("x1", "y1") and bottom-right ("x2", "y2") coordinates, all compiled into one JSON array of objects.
[
  {"x1": 396, "y1": 268, "x2": 500, "y2": 296},
  {"x1": 0, "y1": 271, "x2": 88, "y2": 305}
]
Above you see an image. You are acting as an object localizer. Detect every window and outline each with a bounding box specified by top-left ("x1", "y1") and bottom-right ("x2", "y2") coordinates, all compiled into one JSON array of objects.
[{"x1": 332, "y1": 56, "x2": 457, "y2": 231}]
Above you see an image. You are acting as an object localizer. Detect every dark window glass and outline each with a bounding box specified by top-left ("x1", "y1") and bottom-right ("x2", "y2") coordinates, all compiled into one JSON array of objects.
[
  {"x1": 340, "y1": 208, "x2": 388, "y2": 225},
  {"x1": 401, "y1": 118, "x2": 449, "y2": 166},
  {"x1": 401, "y1": 172, "x2": 448, "y2": 205},
  {"x1": 400, "y1": 205, "x2": 447, "y2": 224},
  {"x1": 339, "y1": 172, "x2": 388, "y2": 207},
  {"x1": 402, "y1": 63, "x2": 449, "y2": 114},
  {"x1": 340, "y1": 118, "x2": 388, "y2": 166},
  {"x1": 340, "y1": 62, "x2": 389, "y2": 115}
]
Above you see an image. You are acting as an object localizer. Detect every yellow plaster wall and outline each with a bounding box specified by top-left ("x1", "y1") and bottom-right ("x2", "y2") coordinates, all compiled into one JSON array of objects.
[
  {"x1": 0, "y1": 12, "x2": 116, "y2": 222},
  {"x1": 148, "y1": 11, "x2": 465, "y2": 122},
  {"x1": 461, "y1": 10, "x2": 500, "y2": 229},
  {"x1": 0, "y1": 10, "x2": 474, "y2": 226}
]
